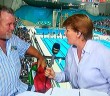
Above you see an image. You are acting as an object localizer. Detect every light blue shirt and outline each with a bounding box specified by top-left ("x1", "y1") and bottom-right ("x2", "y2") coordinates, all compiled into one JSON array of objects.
[
  {"x1": 55, "y1": 40, "x2": 110, "y2": 94},
  {"x1": 0, "y1": 34, "x2": 30, "y2": 96}
]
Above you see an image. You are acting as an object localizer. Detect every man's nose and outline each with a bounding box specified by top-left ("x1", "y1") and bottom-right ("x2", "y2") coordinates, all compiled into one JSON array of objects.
[{"x1": 10, "y1": 24, "x2": 15, "y2": 31}]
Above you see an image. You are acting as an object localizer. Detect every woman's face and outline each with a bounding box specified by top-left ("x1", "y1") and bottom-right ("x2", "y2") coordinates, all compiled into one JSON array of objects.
[{"x1": 65, "y1": 26, "x2": 78, "y2": 45}]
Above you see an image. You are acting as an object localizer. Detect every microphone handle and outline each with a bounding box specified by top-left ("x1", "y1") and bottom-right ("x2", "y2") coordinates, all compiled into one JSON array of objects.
[
  {"x1": 45, "y1": 55, "x2": 55, "y2": 92},
  {"x1": 45, "y1": 55, "x2": 55, "y2": 93},
  {"x1": 48, "y1": 54, "x2": 55, "y2": 68}
]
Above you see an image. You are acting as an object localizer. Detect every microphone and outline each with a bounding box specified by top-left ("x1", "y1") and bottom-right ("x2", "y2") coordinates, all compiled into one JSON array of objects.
[
  {"x1": 46, "y1": 43, "x2": 60, "y2": 94},
  {"x1": 52, "y1": 43, "x2": 60, "y2": 55},
  {"x1": 48, "y1": 43, "x2": 60, "y2": 67}
]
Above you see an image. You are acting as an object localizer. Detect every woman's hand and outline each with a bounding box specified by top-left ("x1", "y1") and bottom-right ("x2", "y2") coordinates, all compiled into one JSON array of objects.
[{"x1": 45, "y1": 67, "x2": 55, "y2": 79}]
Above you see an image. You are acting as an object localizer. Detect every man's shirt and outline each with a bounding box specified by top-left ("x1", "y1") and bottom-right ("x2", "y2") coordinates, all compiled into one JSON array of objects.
[{"x1": 0, "y1": 34, "x2": 30, "y2": 96}]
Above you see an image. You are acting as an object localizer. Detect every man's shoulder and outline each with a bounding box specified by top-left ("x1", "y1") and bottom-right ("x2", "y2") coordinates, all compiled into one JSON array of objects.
[{"x1": 10, "y1": 34, "x2": 20, "y2": 40}]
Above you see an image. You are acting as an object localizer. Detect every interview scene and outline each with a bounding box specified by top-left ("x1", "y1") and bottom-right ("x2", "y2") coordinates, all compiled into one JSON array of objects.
[{"x1": 0, "y1": 0, "x2": 110, "y2": 96}]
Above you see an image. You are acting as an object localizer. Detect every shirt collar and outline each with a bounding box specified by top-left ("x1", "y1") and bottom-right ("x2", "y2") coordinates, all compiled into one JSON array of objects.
[
  {"x1": 72, "y1": 40, "x2": 93, "y2": 54},
  {"x1": 83, "y1": 40, "x2": 94, "y2": 54}
]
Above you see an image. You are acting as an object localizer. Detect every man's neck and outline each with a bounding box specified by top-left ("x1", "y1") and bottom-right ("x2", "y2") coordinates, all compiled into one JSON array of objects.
[{"x1": 0, "y1": 39, "x2": 6, "y2": 44}]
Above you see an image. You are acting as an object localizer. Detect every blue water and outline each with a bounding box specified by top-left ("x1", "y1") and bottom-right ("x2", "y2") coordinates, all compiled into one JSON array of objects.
[{"x1": 35, "y1": 28, "x2": 65, "y2": 35}]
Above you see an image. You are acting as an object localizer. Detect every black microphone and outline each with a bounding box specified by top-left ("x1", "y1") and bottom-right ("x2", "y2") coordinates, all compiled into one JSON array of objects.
[
  {"x1": 52, "y1": 43, "x2": 60, "y2": 55},
  {"x1": 48, "y1": 43, "x2": 60, "y2": 67},
  {"x1": 45, "y1": 43, "x2": 60, "y2": 93}
]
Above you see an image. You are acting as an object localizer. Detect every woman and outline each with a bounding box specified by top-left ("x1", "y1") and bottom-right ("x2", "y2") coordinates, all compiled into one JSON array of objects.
[{"x1": 45, "y1": 14, "x2": 110, "y2": 94}]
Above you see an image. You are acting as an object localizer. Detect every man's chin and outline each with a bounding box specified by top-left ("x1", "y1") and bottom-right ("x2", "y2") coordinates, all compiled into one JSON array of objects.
[
  {"x1": 0, "y1": 35, "x2": 12, "y2": 40},
  {"x1": 6, "y1": 35, "x2": 12, "y2": 39}
]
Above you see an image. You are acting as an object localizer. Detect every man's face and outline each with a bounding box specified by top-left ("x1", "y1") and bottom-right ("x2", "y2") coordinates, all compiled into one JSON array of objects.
[{"x1": 0, "y1": 11, "x2": 15, "y2": 40}]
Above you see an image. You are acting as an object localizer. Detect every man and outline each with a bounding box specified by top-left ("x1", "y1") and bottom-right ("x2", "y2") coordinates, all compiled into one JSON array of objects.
[{"x1": 0, "y1": 5, "x2": 46, "y2": 95}]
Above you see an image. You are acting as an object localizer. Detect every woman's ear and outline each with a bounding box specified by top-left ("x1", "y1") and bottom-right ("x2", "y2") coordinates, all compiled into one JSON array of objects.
[{"x1": 77, "y1": 32, "x2": 82, "y2": 37}]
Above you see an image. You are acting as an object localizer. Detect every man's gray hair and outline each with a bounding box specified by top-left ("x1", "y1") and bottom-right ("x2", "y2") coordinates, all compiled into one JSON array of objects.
[{"x1": 0, "y1": 5, "x2": 14, "y2": 16}]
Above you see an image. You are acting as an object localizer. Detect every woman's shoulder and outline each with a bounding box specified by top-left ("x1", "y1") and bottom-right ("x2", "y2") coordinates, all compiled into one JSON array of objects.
[{"x1": 91, "y1": 40, "x2": 110, "y2": 54}]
